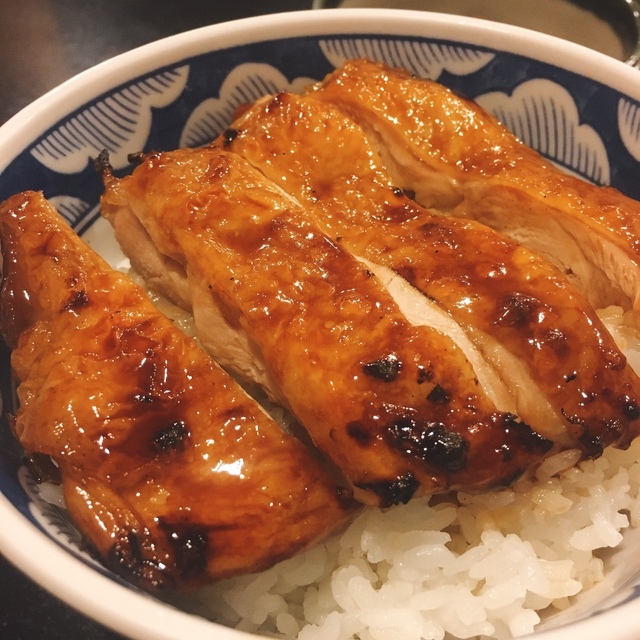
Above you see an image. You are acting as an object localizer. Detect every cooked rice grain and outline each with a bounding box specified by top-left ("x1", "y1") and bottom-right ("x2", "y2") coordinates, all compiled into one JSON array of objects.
[
  {"x1": 186, "y1": 308, "x2": 640, "y2": 640},
  {"x1": 191, "y1": 435, "x2": 640, "y2": 640}
]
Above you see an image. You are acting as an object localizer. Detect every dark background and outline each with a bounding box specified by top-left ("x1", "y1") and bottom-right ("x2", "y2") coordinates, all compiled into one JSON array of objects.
[{"x1": 0, "y1": 0, "x2": 311, "y2": 125}]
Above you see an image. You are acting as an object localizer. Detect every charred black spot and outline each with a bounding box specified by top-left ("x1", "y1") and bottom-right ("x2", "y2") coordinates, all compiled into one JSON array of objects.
[
  {"x1": 134, "y1": 393, "x2": 155, "y2": 404},
  {"x1": 565, "y1": 372, "x2": 577, "y2": 383},
  {"x1": 426, "y1": 384, "x2": 451, "y2": 405},
  {"x1": 620, "y1": 395, "x2": 640, "y2": 420},
  {"x1": 126, "y1": 531, "x2": 143, "y2": 564},
  {"x1": 503, "y1": 414, "x2": 553, "y2": 456},
  {"x1": 578, "y1": 431, "x2": 604, "y2": 459},
  {"x1": 108, "y1": 536, "x2": 137, "y2": 576},
  {"x1": 347, "y1": 421, "x2": 372, "y2": 446},
  {"x1": 416, "y1": 366, "x2": 434, "y2": 385},
  {"x1": 63, "y1": 289, "x2": 89, "y2": 311},
  {"x1": 363, "y1": 354, "x2": 402, "y2": 382},
  {"x1": 222, "y1": 128, "x2": 240, "y2": 146},
  {"x1": 496, "y1": 292, "x2": 538, "y2": 328},
  {"x1": 163, "y1": 524, "x2": 209, "y2": 579},
  {"x1": 388, "y1": 418, "x2": 468, "y2": 472},
  {"x1": 153, "y1": 420, "x2": 189, "y2": 452},
  {"x1": 562, "y1": 411, "x2": 604, "y2": 458},
  {"x1": 108, "y1": 530, "x2": 167, "y2": 588},
  {"x1": 127, "y1": 151, "x2": 145, "y2": 165},
  {"x1": 355, "y1": 472, "x2": 419, "y2": 507},
  {"x1": 94, "y1": 148, "x2": 113, "y2": 176}
]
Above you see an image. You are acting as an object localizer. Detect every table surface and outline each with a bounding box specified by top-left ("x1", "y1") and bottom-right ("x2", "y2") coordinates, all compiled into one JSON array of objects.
[{"x1": 0, "y1": 3, "x2": 310, "y2": 638}]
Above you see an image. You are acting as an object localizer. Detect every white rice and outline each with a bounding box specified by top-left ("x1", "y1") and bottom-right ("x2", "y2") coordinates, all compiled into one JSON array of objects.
[{"x1": 178, "y1": 306, "x2": 640, "y2": 640}]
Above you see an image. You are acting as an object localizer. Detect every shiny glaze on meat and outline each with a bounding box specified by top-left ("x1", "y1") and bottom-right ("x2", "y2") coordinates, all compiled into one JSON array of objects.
[
  {"x1": 215, "y1": 91, "x2": 640, "y2": 458},
  {"x1": 100, "y1": 149, "x2": 553, "y2": 506},
  {"x1": 309, "y1": 59, "x2": 640, "y2": 313},
  {"x1": 0, "y1": 191, "x2": 355, "y2": 589}
]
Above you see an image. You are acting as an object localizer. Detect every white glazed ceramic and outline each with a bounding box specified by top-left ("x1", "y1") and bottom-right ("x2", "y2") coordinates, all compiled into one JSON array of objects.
[{"x1": 3, "y1": 9, "x2": 640, "y2": 640}]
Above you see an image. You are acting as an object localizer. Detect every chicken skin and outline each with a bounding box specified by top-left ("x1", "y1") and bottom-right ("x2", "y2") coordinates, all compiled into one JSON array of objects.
[
  {"x1": 0, "y1": 190, "x2": 355, "y2": 589},
  {"x1": 100, "y1": 149, "x2": 553, "y2": 507},
  {"x1": 309, "y1": 58, "x2": 640, "y2": 313},
  {"x1": 214, "y1": 91, "x2": 640, "y2": 458}
]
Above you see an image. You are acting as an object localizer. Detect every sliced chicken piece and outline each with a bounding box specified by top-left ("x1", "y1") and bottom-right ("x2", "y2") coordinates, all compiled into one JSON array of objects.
[
  {"x1": 215, "y1": 90, "x2": 640, "y2": 458},
  {"x1": 309, "y1": 58, "x2": 640, "y2": 313},
  {"x1": 100, "y1": 148, "x2": 553, "y2": 507},
  {"x1": 0, "y1": 190, "x2": 356, "y2": 589}
]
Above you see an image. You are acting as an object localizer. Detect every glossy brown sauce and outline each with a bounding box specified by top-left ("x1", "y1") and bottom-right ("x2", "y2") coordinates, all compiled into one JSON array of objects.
[
  {"x1": 109, "y1": 149, "x2": 554, "y2": 506},
  {"x1": 0, "y1": 191, "x2": 356, "y2": 589},
  {"x1": 220, "y1": 88, "x2": 640, "y2": 456}
]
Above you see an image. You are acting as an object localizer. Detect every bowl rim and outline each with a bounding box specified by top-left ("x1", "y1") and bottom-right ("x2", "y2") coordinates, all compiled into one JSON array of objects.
[
  {"x1": 2, "y1": 8, "x2": 640, "y2": 640},
  {"x1": 0, "y1": 491, "x2": 246, "y2": 640},
  {"x1": 2, "y1": 7, "x2": 640, "y2": 176}
]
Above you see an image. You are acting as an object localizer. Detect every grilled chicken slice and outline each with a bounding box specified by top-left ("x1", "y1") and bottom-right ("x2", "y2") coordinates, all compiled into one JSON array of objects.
[
  {"x1": 215, "y1": 91, "x2": 640, "y2": 458},
  {"x1": 309, "y1": 58, "x2": 640, "y2": 312},
  {"x1": 100, "y1": 148, "x2": 553, "y2": 507},
  {"x1": 0, "y1": 190, "x2": 356, "y2": 589}
]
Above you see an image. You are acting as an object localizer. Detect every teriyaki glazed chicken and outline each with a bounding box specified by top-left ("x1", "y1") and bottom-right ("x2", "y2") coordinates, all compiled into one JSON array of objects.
[{"x1": 2, "y1": 61, "x2": 640, "y2": 620}]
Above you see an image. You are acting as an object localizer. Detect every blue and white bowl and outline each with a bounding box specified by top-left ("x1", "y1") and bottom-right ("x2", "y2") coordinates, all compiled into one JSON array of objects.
[{"x1": 2, "y1": 9, "x2": 640, "y2": 639}]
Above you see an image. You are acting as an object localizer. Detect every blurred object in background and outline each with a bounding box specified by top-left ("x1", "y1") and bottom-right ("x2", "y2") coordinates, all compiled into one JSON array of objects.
[
  {"x1": 313, "y1": 0, "x2": 640, "y2": 64},
  {"x1": 0, "y1": 0, "x2": 310, "y2": 125}
]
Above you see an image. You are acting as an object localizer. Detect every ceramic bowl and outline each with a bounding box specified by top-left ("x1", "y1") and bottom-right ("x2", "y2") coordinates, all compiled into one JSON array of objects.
[{"x1": 2, "y1": 9, "x2": 640, "y2": 640}]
